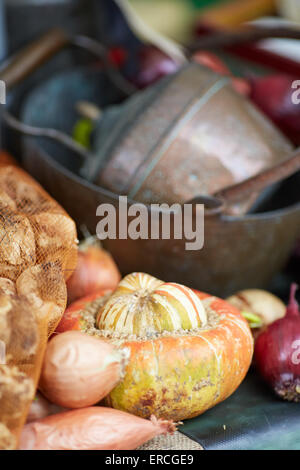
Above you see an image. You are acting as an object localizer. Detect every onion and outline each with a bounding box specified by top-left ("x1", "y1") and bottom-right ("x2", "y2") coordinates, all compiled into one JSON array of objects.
[
  {"x1": 133, "y1": 45, "x2": 250, "y2": 96},
  {"x1": 19, "y1": 407, "x2": 178, "y2": 450},
  {"x1": 66, "y1": 236, "x2": 120, "y2": 305},
  {"x1": 193, "y1": 51, "x2": 250, "y2": 96},
  {"x1": 26, "y1": 393, "x2": 66, "y2": 423},
  {"x1": 254, "y1": 284, "x2": 300, "y2": 402},
  {"x1": 227, "y1": 289, "x2": 286, "y2": 333},
  {"x1": 134, "y1": 45, "x2": 179, "y2": 88},
  {"x1": 39, "y1": 331, "x2": 129, "y2": 408},
  {"x1": 0, "y1": 151, "x2": 18, "y2": 167},
  {"x1": 250, "y1": 74, "x2": 300, "y2": 145}
]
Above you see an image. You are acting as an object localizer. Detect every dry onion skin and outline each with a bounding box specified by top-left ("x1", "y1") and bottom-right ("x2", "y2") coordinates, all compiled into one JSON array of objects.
[
  {"x1": 66, "y1": 237, "x2": 120, "y2": 305},
  {"x1": 0, "y1": 165, "x2": 78, "y2": 282},
  {"x1": 0, "y1": 151, "x2": 18, "y2": 168},
  {"x1": 19, "y1": 407, "x2": 177, "y2": 450},
  {"x1": 0, "y1": 165, "x2": 57, "y2": 215},
  {"x1": 62, "y1": 273, "x2": 253, "y2": 421},
  {"x1": 16, "y1": 264, "x2": 67, "y2": 336},
  {"x1": 0, "y1": 365, "x2": 34, "y2": 445},
  {"x1": 0, "y1": 161, "x2": 78, "y2": 449},
  {"x1": 29, "y1": 212, "x2": 78, "y2": 280},
  {"x1": 39, "y1": 331, "x2": 129, "y2": 408},
  {"x1": 0, "y1": 203, "x2": 36, "y2": 281},
  {"x1": 227, "y1": 289, "x2": 286, "y2": 332},
  {"x1": 0, "y1": 423, "x2": 17, "y2": 450}
]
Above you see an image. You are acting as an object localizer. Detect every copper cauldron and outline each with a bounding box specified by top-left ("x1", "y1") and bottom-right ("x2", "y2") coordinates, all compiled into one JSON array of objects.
[{"x1": 85, "y1": 63, "x2": 293, "y2": 214}]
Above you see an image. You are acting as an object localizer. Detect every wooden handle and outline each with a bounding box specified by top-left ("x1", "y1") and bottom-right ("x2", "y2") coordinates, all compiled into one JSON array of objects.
[
  {"x1": 0, "y1": 29, "x2": 69, "y2": 89},
  {"x1": 189, "y1": 26, "x2": 300, "y2": 52}
]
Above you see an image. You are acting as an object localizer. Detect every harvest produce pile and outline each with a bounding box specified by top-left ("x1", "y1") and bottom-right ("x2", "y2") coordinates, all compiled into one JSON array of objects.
[
  {"x1": 1, "y1": 45, "x2": 300, "y2": 446},
  {"x1": 0, "y1": 0, "x2": 300, "y2": 451},
  {"x1": 0, "y1": 172, "x2": 299, "y2": 450}
]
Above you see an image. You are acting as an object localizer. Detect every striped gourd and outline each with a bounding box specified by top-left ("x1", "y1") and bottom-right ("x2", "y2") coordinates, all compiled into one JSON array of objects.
[{"x1": 97, "y1": 273, "x2": 207, "y2": 337}]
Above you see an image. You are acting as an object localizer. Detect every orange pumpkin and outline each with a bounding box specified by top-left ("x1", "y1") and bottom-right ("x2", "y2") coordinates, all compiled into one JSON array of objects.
[
  {"x1": 56, "y1": 289, "x2": 111, "y2": 334},
  {"x1": 95, "y1": 273, "x2": 253, "y2": 421}
]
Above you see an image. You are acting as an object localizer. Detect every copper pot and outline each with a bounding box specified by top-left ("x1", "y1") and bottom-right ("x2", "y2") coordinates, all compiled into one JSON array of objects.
[{"x1": 87, "y1": 63, "x2": 292, "y2": 213}]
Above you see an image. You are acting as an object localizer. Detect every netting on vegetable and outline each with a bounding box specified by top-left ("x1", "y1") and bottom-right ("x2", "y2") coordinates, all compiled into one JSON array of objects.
[{"x1": 0, "y1": 153, "x2": 78, "y2": 449}]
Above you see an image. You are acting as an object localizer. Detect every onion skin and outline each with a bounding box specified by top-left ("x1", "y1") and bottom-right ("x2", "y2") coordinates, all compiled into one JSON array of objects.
[
  {"x1": 227, "y1": 289, "x2": 286, "y2": 335},
  {"x1": 254, "y1": 284, "x2": 300, "y2": 402},
  {"x1": 39, "y1": 331, "x2": 129, "y2": 408},
  {"x1": 19, "y1": 407, "x2": 177, "y2": 450},
  {"x1": 0, "y1": 151, "x2": 18, "y2": 167},
  {"x1": 66, "y1": 238, "x2": 120, "y2": 305}
]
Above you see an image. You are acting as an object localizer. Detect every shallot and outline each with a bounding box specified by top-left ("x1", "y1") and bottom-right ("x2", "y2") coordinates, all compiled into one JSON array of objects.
[
  {"x1": 39, "y1": 331, "x2": 129, "y2": 408},
  {"x1": 66, "y1": 236, "x2": 120, "y2": 304},
  {"x1": 26, "y1": 392, "x2": 66, "y2": 423},
  {"x1": 19, "y1": 407, "x2": 177, "y2": 450}
]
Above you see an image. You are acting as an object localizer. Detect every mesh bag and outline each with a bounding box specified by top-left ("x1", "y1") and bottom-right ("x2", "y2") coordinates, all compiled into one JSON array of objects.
[{"x1": 0, "y1": 153, "x2": 78, "y2": 449}]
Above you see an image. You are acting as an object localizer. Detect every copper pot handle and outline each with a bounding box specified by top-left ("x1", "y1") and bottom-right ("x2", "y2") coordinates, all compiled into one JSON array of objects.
[
  {"x1": 214, "y1": 147, "x2": 300, "y2": 216},
  {"x1": 0, "y1": 29, "x2": 69, "y2": 89}
]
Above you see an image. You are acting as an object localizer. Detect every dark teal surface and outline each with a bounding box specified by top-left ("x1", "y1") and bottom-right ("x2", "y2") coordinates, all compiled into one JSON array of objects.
[{"x1": 181, "y1": 371, "x2": 300, "y2": 450}]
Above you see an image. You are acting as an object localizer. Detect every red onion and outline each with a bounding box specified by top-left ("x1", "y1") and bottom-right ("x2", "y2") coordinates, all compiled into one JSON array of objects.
[
  {"x1": 133, "y1": 46, "x2": 250, "y2": 96},
  {"x1": 250, "y1": 74, "x2": 300, "y2": 145},
  {"x1": 193, "y1": 51, "x2": 250, "y2": 96},
  {"x1": 133, "y1": 46, "x2": 179, "y2": 89},
  {"x1": 255, "y1": 284, "x2": 300, "y2": 402}
]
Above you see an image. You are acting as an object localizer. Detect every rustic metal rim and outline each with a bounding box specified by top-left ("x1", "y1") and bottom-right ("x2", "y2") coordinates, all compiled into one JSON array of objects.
[{"x1": 23, "y1": 136, "x2": 300, "y2": 223}]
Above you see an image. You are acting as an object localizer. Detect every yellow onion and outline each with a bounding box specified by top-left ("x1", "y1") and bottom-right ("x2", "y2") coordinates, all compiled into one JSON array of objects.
[
  {"x1": 39, "y1": 331, "x2": 129, "y2": 408},
  {"x1": 227, "y1": 289, "x2": 286, "y2": 333}
]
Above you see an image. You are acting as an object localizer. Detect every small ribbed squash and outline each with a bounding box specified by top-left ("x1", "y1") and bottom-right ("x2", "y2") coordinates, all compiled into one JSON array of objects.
[{"x1": 96, "y1": 273, "x2": 253, "y2": 421}]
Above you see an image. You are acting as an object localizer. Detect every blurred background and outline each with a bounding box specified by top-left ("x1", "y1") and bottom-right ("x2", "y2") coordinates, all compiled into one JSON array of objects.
[
  {"x1": 0, "y1": 0, "x2": 299, "y2": 297},
  {"x1": 1, "y1": 0, "x2": 300, "y2": 55}
]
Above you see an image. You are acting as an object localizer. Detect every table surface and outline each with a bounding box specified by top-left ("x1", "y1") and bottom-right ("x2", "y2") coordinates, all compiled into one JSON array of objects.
[{"x1": 181, "y1": 370, "x2": 300, "y2": 450}]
